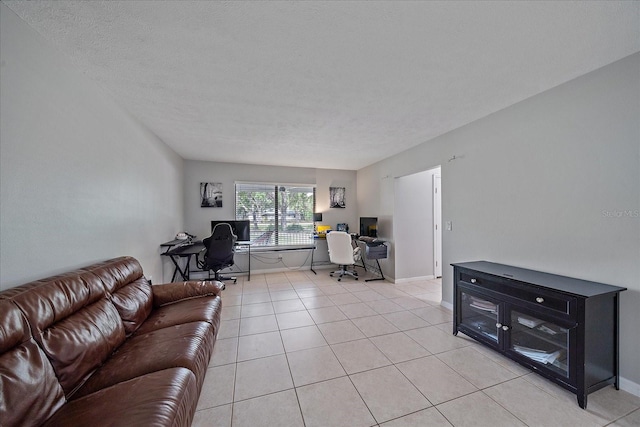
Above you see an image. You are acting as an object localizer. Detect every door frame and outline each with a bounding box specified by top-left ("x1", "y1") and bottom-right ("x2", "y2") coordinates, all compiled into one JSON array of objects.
[{"x1": 433, "y1": 173, "x2": 442, "y2": 278}]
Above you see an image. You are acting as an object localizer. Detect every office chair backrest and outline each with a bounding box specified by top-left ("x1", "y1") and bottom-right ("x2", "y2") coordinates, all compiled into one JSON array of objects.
[
  {"x1": 327, "y1": 231, "x2": 355, "y2": 265},
  {"x1": 203, "y1": 223, "x2": 237, "y2": 270}
]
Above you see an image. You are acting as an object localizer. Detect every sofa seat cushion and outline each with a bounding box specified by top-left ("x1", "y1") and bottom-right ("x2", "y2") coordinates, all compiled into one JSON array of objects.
[
  {"x1": 136, "y1": 296, "x2": 222, "y2": 336},
  {"x1": 42, "y1": 368, "x2": 198, "y2": 427},
  {"x1": 152, "y1": 281, "x2": 222, "y2": 307},
  {"x1": 72, "y1": 321, "x2": 215, "y2": 400}
]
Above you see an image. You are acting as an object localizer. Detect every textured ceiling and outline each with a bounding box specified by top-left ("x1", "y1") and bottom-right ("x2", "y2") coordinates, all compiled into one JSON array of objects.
[{"x1": 3, "y1": 1, "x2": 639, "y2": 170}]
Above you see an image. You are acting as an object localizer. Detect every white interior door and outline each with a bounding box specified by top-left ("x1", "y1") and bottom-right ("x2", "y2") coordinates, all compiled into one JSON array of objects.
[{"x1": 433, "y1": 174, "x2": 442, "y2": 277}]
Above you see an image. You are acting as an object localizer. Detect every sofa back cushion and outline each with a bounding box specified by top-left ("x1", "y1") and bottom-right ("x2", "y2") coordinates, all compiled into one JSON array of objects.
[
  {"x1": 110, "y1": 277, "x2": 153, "y2": 335},
  {"x1": 83, "y1": 256, "x2": 153, "y2": 335},
  {"x1": 0, "y1": 299, "x2": 66, "y2": 427},
  {"x1": 8, "y1": 269, "x2": 126, "y2": 397}
]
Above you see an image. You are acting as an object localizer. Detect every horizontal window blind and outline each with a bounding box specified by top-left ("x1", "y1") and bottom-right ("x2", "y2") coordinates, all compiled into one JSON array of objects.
[{"x1": 235, "y1": 183, "x2": 315, "y2": 247}]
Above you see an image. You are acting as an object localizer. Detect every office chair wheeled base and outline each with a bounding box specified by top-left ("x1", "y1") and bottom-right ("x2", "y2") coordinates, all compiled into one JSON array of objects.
[
  {"x1": 330, "y1": 266, "x2": 358, "y2": 281},
  {"x1": 214, "y1": 274, "x2": 237, "y2": 290}
]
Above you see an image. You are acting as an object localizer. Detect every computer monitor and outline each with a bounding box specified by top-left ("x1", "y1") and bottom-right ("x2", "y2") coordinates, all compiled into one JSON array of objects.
[
  {"x1": 359, "y1": 217, "x2": 378, "y2": 238},
  {"x1": 210, "y1": 220, "x2": 251, "y2": 242}
]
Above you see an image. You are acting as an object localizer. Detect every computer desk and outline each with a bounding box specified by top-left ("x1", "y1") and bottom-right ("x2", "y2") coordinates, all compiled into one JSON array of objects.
[
  {"x1": 356, "y1": 239, "x2": 387, "y2": 282},
  {"x1": 311, "y1": 235, "x2": 386, "y2": 282},
  {"x1": 232, "y1": 241, "x2": 252, "y2": 281},
  {"x1": 161, "y1": 239, "x2": 254, "y2": 282},
  {"x1": 160, "y1": 239, "x2": 205, "y2": 282},
  {"x1": 310, "y1": 238, "x2": 331, "y2": 275}
]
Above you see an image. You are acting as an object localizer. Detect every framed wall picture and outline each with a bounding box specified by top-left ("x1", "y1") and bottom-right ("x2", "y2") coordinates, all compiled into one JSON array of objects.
[
  {"x1": 200, "y1": 182, "x2": 222, "y2": 207},
  {"x1": 330, "y1": 187, "x2": 346, "y2": 208}
]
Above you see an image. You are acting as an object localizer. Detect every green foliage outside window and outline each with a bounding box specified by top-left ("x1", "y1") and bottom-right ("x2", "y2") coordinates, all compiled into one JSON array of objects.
[{"x1": 236, "y1": 183, "x2": 315, "y2": 246}]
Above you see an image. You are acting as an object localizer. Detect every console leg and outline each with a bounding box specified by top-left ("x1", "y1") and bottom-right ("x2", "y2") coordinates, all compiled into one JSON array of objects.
[{"x1": 577, "y1": 394, "x2": 587, "y2": 409}]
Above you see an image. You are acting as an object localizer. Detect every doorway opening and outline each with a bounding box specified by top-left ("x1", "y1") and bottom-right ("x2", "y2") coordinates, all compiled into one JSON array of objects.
[{"x1": 393, "y1": 165, "x2": 442, "y2": 281}]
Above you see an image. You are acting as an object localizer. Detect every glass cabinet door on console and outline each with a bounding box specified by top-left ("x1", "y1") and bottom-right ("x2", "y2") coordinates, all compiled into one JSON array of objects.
[
  {"x1": 457, "y1": 286, "x2": 575, "y2": 382},
  {"x1": 458, "y1": 288, "x2": 500, "y2": 347},
  {"x1": 506, "y1": 308, "x2": 573, "y2": 380}
]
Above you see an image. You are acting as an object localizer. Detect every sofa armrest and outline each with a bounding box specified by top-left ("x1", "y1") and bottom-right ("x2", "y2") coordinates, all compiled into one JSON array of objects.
[{"x1": 152, "y1": 281, "x2": 223, "y2": 307}]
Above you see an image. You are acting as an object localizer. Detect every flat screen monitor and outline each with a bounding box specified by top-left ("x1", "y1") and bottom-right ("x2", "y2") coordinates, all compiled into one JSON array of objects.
[
  {"x1": 359, "y1": 217, "x2": 378, "y2": 238},
  {"x1": 211, "y1": 220, "x2": 251, "y2": 242}
]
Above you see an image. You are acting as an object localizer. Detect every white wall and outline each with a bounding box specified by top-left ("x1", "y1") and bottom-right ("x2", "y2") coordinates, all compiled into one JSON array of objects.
[
  {"x1": 0, "y1": 4, "x2": 184, "y2": 289},
  {"x1": 183, "y1": 160, "x2": 357, "y2": 277},
  {"x1": 357, "y1": 53, "x2": 640, "y2": 391}
]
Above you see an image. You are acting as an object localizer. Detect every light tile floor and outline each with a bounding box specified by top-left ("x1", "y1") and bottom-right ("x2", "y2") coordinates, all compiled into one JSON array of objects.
[{"x1": 193, "y1": 269, "x2": 640, "y2": 427}]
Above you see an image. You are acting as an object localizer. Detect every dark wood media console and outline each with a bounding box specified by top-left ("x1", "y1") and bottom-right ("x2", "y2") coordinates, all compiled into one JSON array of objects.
[{"x1": 452, "y1": 261, "x2": 626, "y2": 409}]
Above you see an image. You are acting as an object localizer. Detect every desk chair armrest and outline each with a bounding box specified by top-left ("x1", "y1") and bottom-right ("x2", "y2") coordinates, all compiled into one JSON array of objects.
[{"x1": 152, "y1": 280, "x2": 224, "y2": 307}]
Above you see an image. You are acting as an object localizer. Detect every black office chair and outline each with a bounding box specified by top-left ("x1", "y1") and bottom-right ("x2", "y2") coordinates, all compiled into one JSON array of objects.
[{"x1": 198, "y1": 223, "x2": 237, "y2": 289}]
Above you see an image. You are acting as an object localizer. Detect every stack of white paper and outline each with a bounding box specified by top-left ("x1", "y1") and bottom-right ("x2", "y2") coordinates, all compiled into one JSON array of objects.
[
  {"x1": 469, "y1": 297, "x2": 497, "y2": 313},
  {"x1": 513, "y1": 345, "x2": 563, "y2": 365},
  {"x1": 517, "y1": 315, "x2": 544, "y2": 328}
]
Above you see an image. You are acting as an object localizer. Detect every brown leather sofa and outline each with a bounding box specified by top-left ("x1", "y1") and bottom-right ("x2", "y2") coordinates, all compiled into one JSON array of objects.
[{"x1": 0, "y1": 256, "x2": 223, "y2": 427}]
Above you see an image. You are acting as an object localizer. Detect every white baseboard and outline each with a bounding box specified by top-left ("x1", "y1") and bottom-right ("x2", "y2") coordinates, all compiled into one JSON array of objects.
[
  {"x1": 249, "y1": 264, "x2": 337, "y2": 276},
  {"x1": 248, "y1": 266, "x2": 293, "y2": 275},
  {"x1": 393, "y1": 275, "x2": 436, "y2": 284},
  {"x1": 620, "y1": 376, "x2": 640, "y2": 398},
  {"x1": 440, "y1": 300, "x2": 453, "y2": 311},
  {"x1": 188, "y1": 264, "x2": 333, "y2": 280}
]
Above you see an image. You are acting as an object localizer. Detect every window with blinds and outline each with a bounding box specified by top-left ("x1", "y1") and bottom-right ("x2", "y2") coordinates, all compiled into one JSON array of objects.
[{"x1": 235, "y1": 183, "x2": 316, "y2": 247}]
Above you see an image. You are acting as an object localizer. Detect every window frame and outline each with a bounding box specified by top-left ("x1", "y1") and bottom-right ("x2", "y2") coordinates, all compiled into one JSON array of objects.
[{"x1": 235, "y1": 181, "x2": 317, "y2": 248}]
